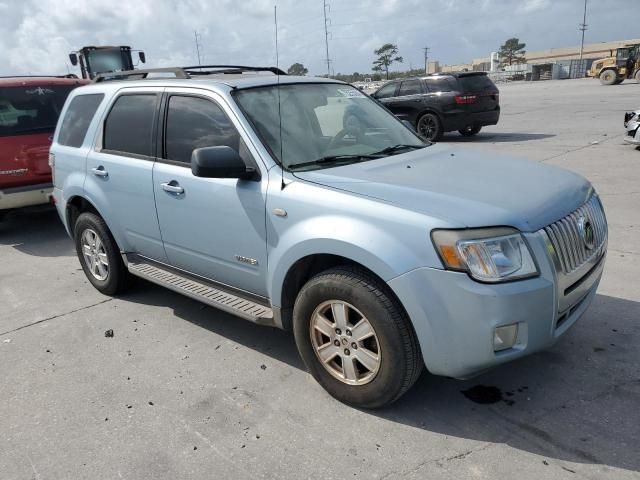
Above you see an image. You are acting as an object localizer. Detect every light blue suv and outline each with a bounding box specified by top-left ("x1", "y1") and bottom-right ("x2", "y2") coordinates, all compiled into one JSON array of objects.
[{"x1": 50, "y1": 66, "x2": 607, "y2": 408}]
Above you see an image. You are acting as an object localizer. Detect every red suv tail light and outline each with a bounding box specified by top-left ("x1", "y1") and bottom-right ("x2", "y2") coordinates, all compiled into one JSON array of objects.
[{"x1": 454, "y1": 95, "x2": 478, "y2": 105}]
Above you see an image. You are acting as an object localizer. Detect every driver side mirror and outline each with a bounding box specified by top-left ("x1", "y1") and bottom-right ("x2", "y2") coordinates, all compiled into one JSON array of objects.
[
  {"x1": 191, "y1": 146, "x2": 258, "y2": 180},
  {"x1": 69, "y1": 53, "x2": 78, "y2": 66},
  {"x1": 138, "y1": 51, "x2": 146, "y2": 64}
]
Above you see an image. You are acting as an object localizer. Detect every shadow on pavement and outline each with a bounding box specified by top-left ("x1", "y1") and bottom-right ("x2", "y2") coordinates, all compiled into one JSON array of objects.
[
  {"x1": 0, "y1": 207, "x2": 75, "y2": 258},
  {"x1": 443, "y1": 132, "x2": 556, "y2": 143},
  {"x1": 126, "y1": 283, "x2": 639, "y2": 473}
]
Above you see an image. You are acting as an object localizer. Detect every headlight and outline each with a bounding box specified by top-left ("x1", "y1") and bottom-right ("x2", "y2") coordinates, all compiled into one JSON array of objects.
[{"x1": 431, "y1": 227, "x2": 538, "y2": 283}]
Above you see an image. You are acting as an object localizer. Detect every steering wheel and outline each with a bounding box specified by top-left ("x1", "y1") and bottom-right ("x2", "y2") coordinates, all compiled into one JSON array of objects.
[{"x1": 325, "y1": 128, "x2": 352, "y2": 152}]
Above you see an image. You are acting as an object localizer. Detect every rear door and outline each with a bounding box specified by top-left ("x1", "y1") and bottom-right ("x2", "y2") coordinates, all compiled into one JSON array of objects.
[
  {"x1": 0, "y1": 84, "x2": 74, "y2": 190},
  {"x1": 456, "y1": 73, "x2": 499, "y2": 113},
  {"x1": 84, "y1": 87, "x2": 167, "y2": 262}
]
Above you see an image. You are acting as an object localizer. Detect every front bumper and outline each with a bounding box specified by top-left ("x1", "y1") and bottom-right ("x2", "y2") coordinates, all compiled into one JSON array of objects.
[
  {"x1": 0, "y1": 183, "x2": 53, "y2": 211},
  {"x1": 388, "y1": 232, "x2": 605, "y2": 379}
]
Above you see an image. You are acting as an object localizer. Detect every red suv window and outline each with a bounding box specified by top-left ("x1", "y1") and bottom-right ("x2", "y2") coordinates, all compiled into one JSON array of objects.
[{"x1": 0, "y1": 85, "x2": 75, "y2": 137}]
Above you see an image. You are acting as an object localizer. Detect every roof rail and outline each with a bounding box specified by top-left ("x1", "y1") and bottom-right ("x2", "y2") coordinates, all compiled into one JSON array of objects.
[
  {"x1": 182, "y1": 65, "x2": 287, "y2": 76},
  {"x1": 93, "y1": 67, "x2": 189, "y2": 82},
  {"x1": 93, "y1": 65, "x2": 287, "y2": 82}
]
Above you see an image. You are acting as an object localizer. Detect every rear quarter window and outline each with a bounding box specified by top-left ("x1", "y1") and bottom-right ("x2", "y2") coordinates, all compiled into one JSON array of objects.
[
  {"x1": 58, "y1": 94, "x2": 104, "y2": 147},
  {"x1": 457, "y1": 75, "x2": 496, "y2": 92}
]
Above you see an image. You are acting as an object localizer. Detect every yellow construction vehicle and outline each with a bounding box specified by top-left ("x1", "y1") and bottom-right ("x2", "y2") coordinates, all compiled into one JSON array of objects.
[{"x1": 589, "y1": 44, "x2": 640, "y2": 85}]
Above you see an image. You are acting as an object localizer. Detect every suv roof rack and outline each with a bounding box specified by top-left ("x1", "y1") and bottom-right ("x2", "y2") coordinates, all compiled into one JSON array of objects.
[{"x1": 93, "y1": 65, "x2": 286, "y2": 83}]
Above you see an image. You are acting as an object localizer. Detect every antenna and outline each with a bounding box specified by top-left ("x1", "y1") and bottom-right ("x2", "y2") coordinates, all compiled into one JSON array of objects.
[{"x1": 274, "y1": 5, "x2": 279, "y2": 68}]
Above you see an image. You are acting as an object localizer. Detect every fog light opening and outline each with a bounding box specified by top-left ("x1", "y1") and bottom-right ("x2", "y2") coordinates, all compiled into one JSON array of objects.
[{"x1": 494, "y1": 324, "x2": 519, "y2": 352}]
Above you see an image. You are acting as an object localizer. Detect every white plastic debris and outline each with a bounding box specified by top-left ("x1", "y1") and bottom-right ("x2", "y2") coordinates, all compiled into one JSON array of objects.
[{"x1": 3, "y1": 339, "x2": 11, "y2": 343}]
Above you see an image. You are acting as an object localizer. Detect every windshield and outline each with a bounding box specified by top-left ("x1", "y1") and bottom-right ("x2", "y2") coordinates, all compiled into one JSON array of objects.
[
  {"x1": 234, "y1": 83, "x2": 425, "y2": 170},
  {"x1": 0, "y1": 85, "x2": 75, "y2": 137},
  {"x1": 87, "y1": 49, "x2": 128, "y2": 75}
]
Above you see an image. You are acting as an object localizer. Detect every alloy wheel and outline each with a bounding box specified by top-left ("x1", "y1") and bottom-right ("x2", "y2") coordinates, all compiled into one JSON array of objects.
[
  {"x1": 81, "y1": 228, "x2": 109, "y2": 281},
  {"x1": 309, "y1": 300, "x2": 381, "y2": 386}
]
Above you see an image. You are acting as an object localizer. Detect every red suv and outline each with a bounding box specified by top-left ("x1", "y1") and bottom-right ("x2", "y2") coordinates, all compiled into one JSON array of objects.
[{"x1": 0, "y1": 76, "x2": 87, "y2": 220}]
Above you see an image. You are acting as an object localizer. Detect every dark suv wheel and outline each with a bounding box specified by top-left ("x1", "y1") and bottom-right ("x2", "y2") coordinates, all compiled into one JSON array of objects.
[
  {"x1": 293, "y1": 266, "x2": 423, "y2": 408},
  {"x1": 73, "y1": 212, "x2": 131, "y2": 295},
  {"x1": 416, "y1": 113, "x2": 443, "y2": 142}
]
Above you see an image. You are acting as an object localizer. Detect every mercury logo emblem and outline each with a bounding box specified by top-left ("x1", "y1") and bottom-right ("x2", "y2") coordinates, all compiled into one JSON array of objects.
[{"x1": 578, "y1": 216, "x2": 595, "y2": 250}]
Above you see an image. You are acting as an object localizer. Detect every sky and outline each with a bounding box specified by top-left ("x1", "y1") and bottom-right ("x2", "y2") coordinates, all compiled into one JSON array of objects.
[{"x1": 0, "y1": 0, "x2": 638, "y2": 77}]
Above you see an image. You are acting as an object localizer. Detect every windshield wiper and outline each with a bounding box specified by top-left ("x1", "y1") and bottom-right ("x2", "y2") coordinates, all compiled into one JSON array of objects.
[
  {"x1": 288, "y1": 154, "x2": 378, "y2": 170},
  {"x1": 368, "y1": 144, "x2": 427, "y2": 156}
]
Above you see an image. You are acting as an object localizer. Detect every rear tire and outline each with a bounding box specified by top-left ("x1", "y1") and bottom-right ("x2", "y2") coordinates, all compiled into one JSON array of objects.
[
  {"x1": 293, "y1": 266, "x2": 423, "y2": 408},
  {"x1": 73, "y1": 212, "x2": 131, "y2": 295},
  {"x1": 416, "y1": 113, "x2": 443, "y2": 142},
  {"x1": 458, "y1": 126, "x2": 482, "y2": 137},
  {"x1": 599, "y1": 69, "x2": 618, "y2": 85}
]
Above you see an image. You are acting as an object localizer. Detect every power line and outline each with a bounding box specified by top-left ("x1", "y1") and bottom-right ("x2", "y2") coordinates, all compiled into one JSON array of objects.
[
  {"x1": 579, "y1": 0, "x2": 588, "y2": 61},
  {"x1": 323, "y1": 0, "x2": 331, "y2": 77}
]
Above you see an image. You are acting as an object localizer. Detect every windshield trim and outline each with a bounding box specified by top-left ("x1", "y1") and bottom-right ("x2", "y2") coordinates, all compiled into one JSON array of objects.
[{"x1": 231, "y1": 81, "x2": 426, "y2": 172}]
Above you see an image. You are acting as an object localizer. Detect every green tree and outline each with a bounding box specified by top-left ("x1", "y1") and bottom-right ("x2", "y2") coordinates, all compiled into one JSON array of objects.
[
  {"x1": 498, "y1": 38, "x2": 526, "y2": 66},
  {"x1": 287, "y1": 62, "x2": 308, "y2": 76},
  {"x1": 372, "y1": 43, "x2": 403, "y2": 80}
]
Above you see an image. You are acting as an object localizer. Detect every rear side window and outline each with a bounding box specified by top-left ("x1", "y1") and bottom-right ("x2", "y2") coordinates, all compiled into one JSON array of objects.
[
  {"x1": 375, "y1": 82, "x2": 398, "y2": 99},
  {"x1": 457, "y1": 74, "x2": 496, "y2": 92},
  {"x1": 165, "y1": 96, "x2": 240, "y2": 164},
  {"x1": 398, "y1": 80, "x2": 423, "y2": 96},
  {"x1": 58, "y1": 94, "x2": 104, "y2": 147},
  {"x1": 425, "y1": 77, "x2": 454, "y2": 93},
  {"x1": 104, "y1": 94, "x2": 158, "y2": 157},
  {"x1": 0, "y1": 85, "x2": 75, "y2": 137}
]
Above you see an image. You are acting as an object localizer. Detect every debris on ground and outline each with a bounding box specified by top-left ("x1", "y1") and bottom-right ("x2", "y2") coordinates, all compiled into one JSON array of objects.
[
  {"x1": 260, "y1": 364, "x2": 267, "y2": 370},
  {"x1": 104, "y1": 329, "x2": 114, "y2": 338}
]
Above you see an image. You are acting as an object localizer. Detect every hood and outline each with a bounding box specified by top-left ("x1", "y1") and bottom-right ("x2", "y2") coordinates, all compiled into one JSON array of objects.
[{"x1": 294, "y1": 144, "x2": 592, "y2": 232}]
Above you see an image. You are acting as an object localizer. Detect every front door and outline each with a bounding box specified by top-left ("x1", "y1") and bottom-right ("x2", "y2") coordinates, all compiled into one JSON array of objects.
[{"x1": 152, "y1": 90, "x2": 268, "y2": 297}]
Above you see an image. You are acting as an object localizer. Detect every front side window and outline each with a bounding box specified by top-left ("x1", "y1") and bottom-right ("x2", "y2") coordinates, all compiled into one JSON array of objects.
[
  {"x1": 398, "y1": 80, "x2": 423, "y2": 96},
  {"x1": 0, "y1": 85, "x2": 75, "y2": 137},
  {"x1": 235, "y1": 83, "x2": 426, "y2": 171},
  {"x1": 58, "y1": 94, "x2": 104, "y2": 147},
  {"x1": 165, "y1": 96, "x2": 240, "y2": 164},
  {"x1": 374, "y1": 82, "x2": 398, "y2": 99},
  {"x1": 103, "y1": 94, "x2": 157, "y2": 157}
]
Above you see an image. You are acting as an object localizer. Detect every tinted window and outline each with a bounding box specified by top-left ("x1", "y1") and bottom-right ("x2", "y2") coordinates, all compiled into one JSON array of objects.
[
  {"x1": 425, "y1": 77, "x2": 454, "y2": 93},
  {"x1": 374, "y1": 83, "x2": 397, "y2": 99},
  {"x1": 58, "y1": 94, "x2": 104, "y2": 147},
  {"x1": 0, "y1": 85, "x2": 75, "y2": 137},
  {"x1": 104, "y1": 94, "x2": 157, "y2": 156},
  {"x1": 165, "y1": 96, "x2": 240, "y2": 164},
  {"x1": 398, "y1": 80, "x2": 423, "y2": 96},
  {"x1": 457, "y1": 74, "x2": 496, "y2": 92}
]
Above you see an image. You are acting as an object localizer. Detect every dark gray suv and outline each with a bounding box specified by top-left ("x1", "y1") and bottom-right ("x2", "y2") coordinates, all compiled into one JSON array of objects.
[{"x1": 371, "y1": 72, "x2": 500, "y2": 141}]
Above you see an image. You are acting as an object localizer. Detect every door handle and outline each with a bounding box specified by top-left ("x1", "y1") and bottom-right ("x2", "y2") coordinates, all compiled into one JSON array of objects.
[
  {"x1": 161, "y1": 182, "x2": 184, "y2": 194},
  {"x1": 91, "y1": 166, "x2": 108, "y2": 177}
]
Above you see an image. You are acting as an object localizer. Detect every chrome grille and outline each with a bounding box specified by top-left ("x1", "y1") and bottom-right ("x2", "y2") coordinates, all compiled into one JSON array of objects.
[{"x1": 543, "y1": 195, "x2": 607, "y2": 274}]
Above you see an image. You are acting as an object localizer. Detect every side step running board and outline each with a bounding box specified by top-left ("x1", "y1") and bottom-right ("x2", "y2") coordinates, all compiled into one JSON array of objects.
[{"x1": 127, "y1": 259, "x2": 275, "y2": 326}]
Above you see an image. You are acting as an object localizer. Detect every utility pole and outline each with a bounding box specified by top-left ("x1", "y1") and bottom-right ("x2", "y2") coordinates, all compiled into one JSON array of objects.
[
  {"x1": 579, "y1": 0, "x2": 588, "y2": 61},
  {"x1": 274, "y1": 5, "x2": 279, "y2": 69},
  {"x1": 194, "y1": 30, "x2": 202, "y2": 66},
  {"x1": 323, "y1": 0, "x2": 331, "y2": 77},
  {"x1": 423, "y1": 47, "x2": 430, "y2": 74}
]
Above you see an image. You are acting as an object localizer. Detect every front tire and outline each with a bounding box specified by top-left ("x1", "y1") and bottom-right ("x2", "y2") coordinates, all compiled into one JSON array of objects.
[
  {"x1": 293, "y1": 266, "x2": 422, "y2": 408},
  {"x1": 458, "y1": 126, "x2": 482, "y2": 137},
  {"x1": 74, "y1": 212, "x2": 131, "y2": 295},
  {"x1": 599, "y1": 69, "x2": 618, "y2": 85},
  {"x1": 416, "y1": 112, "x2": 443, "y2": 142}
]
